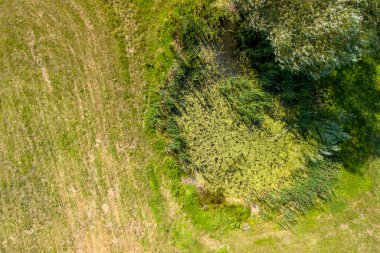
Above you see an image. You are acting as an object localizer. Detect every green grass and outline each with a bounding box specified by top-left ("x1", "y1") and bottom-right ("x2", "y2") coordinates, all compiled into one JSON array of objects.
[
  {"x1": 218, "y1": 159, "x2": 380, "y2": 253},
  {"x1": 176, "y1": 79, "x2": 313, "y2": 201},
  {"x1": 1, "y1": 0, "x2": 379, "y2": 252},
  {"x1": 0, "y1": 0, "x2": 181, "y2": 251}
]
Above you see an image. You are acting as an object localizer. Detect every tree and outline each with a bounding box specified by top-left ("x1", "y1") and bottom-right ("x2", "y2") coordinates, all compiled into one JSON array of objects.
[{"x1": 237, "y1": 0, "x2": 378, "y2": 78}]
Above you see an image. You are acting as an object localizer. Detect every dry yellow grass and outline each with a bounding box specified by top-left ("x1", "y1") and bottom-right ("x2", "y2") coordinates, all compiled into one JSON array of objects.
[{"x1": 0, "y1": 0, "x2": 166, "y2": 251}]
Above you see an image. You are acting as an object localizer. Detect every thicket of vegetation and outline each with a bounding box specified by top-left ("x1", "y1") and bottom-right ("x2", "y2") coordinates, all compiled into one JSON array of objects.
[
  {"x1": 237, "y1": 0, "x2": 380, "y2": 78},
  {"x1": 153, "y1": 0, "x2": 380, "y2": 225}
]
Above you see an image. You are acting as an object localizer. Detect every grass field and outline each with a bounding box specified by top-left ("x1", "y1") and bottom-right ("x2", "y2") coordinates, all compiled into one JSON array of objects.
[
  {"x1": 0, "y1": 0, "x2": 171, "y2": 251},
  {"x1": 0, "y1": 0, "x2": 379, "y2": 252},
  {"x1": 219, "y1": 159, "x2": 380, "y2": 252}
]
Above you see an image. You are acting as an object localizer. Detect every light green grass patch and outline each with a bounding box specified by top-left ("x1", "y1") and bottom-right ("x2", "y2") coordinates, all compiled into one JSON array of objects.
[{"x1": 177, "y1": 80, "x2": 315, "y2": 202}]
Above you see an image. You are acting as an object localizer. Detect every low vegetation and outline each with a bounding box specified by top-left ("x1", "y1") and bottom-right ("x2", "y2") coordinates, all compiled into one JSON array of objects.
[{"x1": 0, "y1": 0, "x2": 379, "y2": 252}]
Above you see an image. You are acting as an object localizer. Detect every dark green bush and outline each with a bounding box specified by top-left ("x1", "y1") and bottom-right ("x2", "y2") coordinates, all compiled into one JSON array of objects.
[
  {"x1": 263, "y1": 160, "x2": 338, "y2": 226},
  {"x1": 220, "y1": 76, "x2": 272, "y2": 125}
]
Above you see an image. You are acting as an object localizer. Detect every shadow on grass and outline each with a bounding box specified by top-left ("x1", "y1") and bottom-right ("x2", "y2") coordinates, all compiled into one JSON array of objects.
[{"x1": 235, "y1": 24, "x2": 380, "y2": 173}]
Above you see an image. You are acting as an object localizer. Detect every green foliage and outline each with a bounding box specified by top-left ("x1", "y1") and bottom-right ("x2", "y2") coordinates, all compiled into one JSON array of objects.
[
  {"x1": 156, "y1": 0, "x2": 229, "y2": 159},
  {"x1": 157, "y1": 157, "x2": 251, "y2": 234},
  {"x1": 235, "y1": 20, "x2": 380, "y2": 221},
  {"x1": 235, "y1": 21, "x2": 366, "y2": 159},
  {"x1": 219, "y1": 159, "x2": 380, "y2": 253},
  {"x1": 142, "y1": 0, "x2": 253, "y2": 236},
  {"x1": 333, "y1": 162, "x2": 375, "y2": 200},
  {"x1": 154, "y1": 0, "x2": 379, "y2": 230},
  {"x1": 177, "y1": 83, "x2": 313, "y2": 201},
  {"x1": 237, "y1": 0, "x2": 379, "y2": 78},
  {"x1": 263, "y1": 161, "x2": 338, "y2": 225},
  {"x1": 220, "y1": 76, "x2": 272, "y2": 125},
  {"x1": 306, "y1": 119, "x2": 351, "y2": 157},
  {"x1": 179, "y1": 185, "x2": 251, "y2": 232},
  {"x1": 157, "y1": 0, "x2": 317, "y2": 208},
  {"x1": 170, "y1": 0, "x2": 221, "y2": 51},
  {"x1": 233, "y1": 12, "x2": 380, "y2": 224},
  {"x1": 156, "y1": 0, "x2": 347, "y2": 223},
  {"x1": 323, "y1": 57, "x2": 380, "y2": 170}
]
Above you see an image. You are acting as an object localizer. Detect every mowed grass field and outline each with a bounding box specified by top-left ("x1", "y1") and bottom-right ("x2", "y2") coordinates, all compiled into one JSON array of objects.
[
  {"x1": 0, "y1": 0, "x2": 175, "y2": 251},
  {"x1": 1, "y1": 0, "x2": 379, "y2": 252}
]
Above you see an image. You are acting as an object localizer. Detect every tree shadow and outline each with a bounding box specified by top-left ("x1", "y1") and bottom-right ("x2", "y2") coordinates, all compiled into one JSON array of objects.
[
  {"x1": 324, "y1": 59, "x2": 380, "y2": 172},
  {"x1": 235, "y1": 24, "x2": 380, "y2": 173}
]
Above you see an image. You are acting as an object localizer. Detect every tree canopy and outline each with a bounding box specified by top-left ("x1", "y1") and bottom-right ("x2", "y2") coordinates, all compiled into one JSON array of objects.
[{"x1": 237, "y1": 0, "x2": 379, "y2": 78}]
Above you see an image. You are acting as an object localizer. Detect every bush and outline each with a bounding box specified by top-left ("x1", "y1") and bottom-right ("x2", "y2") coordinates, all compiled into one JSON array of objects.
[
  {"x1": 262, "y1": 160, "x2": 338, "y2": 226},
  {"x1": 220, "y1": 76, "x2": 272, "y2": 125}
]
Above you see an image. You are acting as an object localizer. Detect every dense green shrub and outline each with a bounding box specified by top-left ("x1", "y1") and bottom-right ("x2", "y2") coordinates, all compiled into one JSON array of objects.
[
  {"x1": 262, "y1": 160, "x2": 338, "y2": 225},
  {"x1": 236, "y1": 0, "x2": 379, "y2": 78},
  {"x1": 220, "y1": 76, "x2": 272, "y2": 125},
  {"x1": 178, "y1": 81, "x2": 318, "y2": 202},
  {"x1": 324, "y1": 57, "x2": 380, "y2": 170},
  {"x1": 152, "y1": 0, "x2": 380, "y2": 226},
  {"x1": 235, "y1": 20, "x2": 355, "y2": 157}
]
